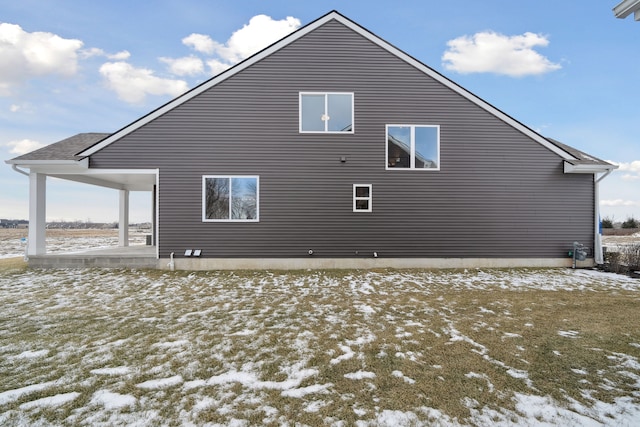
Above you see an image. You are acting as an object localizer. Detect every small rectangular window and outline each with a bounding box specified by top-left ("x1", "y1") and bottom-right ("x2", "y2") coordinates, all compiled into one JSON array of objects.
[
  {"x1": 353, "y1": 184, "x2": 372, "y2": 212},
  {"x1": 203, "y1": 176, "x2": 259, "y2": 222},
  {"x1": 300, "y1": 92, "x2": 354, "y2": 133},
  {"x1": 386, "y1": 125, "x2": 439, "y2": 170}
]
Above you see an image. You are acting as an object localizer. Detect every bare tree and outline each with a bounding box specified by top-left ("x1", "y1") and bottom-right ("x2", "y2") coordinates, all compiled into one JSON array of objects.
[{"x1": 205, "y1": 178, "x2": 230, "y2": 219}]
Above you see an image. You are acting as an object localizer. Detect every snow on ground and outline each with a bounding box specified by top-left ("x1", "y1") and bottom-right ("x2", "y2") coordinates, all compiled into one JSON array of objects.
[
  {"x1": 0, "y1": 262, "x2": 639, "y2": 425},
  {"x1": 0, "y1": 229, "x2": 147, "y2": 259}
]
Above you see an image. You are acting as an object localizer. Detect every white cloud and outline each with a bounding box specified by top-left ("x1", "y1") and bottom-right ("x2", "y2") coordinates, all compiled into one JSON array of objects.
[
  {"x1": 622, "y1": 174, "x2": 640, "y2": 181},
  {"x1": 601, "y1": 199, "x2": 640, "y2": 207},
  {"x1": 214, "y1": 15, "x2": 301, "y2": 63},
  {"x1": 612, "y1": 160, "x2": 640, "y2": 173},
  {"x1": 109, "y1": 50, "x2": 131, "y2": 61},
  {"x1": 206, "y1": 59, "x2": 231, "y2": 75},
  {"x1": 80, "y1": 47, "x2": 105, "y2": 59},
  {"x1": 609, "y1": 160, "x2": 640, "y2": 181},
  {"x1": 97, "y1": 15, "x2": 299, "y2": 103},
  {"x1": 182, "y1": 33, "x2": 215, "y2": 55},
  {"x1": 9, "y1": 104, "x2": 20, "y2": 112},
  {"x1": 0, "y1": 23, "x2": 83, "y2": 95},
  {"x1": 1, "y1": 139, "x2": 45, "y2": 155},
  {"x1": 159, "y1": 55, "x2": 204, "y2": 76},
  {"x1": 179, "y1": 15, "x2": 301, "y2": 76},
  {"x1": 99, "y1": 62, "x2": 188, "y2": 104},
  {"x1": 81, "y1": 48, "x2": 131, "y2": 61},
  {"x1": 442, "y1": 31, "x2": 561, "y2": 77}
]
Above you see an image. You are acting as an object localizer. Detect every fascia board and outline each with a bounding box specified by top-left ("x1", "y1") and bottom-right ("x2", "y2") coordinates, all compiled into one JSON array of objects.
[
  {"x1": 5, "y1": 158, "x2": 89, "y2": 170},
  {"x1": 78, "y1": 11, "x2": 576, "y2": 161},
  {"x1": 564, "y1": 161, "x2": 618, "y2": 174}
]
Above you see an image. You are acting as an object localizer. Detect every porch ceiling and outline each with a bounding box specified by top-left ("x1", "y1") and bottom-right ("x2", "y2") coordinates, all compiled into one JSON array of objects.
[{"x1": 47, "y1": 170, "x2": 157, "y2": 191}]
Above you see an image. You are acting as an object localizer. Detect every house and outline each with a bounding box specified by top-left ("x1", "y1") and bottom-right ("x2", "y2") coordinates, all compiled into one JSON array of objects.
[{"x1": 6, "y1": 11, "x2": 616, "y2": 270}]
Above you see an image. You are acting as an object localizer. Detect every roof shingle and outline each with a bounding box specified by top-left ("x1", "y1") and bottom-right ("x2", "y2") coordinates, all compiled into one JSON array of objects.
[{"x1": 9, "y1": 133, "x2": 110, "y2": 162}]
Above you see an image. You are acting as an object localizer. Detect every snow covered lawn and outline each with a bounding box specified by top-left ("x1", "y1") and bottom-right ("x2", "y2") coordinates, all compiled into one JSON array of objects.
[{"x1": 0, "y1": 267, "x2": 639, "y2": 426}]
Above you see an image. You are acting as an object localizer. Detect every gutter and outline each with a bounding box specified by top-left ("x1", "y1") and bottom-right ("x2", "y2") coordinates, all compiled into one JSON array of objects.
[{"x1": 613, "y1": 0, "x2": 640, "y2": 19}]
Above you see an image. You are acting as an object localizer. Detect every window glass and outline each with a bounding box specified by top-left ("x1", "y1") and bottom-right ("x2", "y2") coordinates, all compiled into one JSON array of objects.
[
  {"x1": 387, "y1": 125, "x2": 439, "y2": 170},
  {"x1": 203, "y1": 176, "x2": 259, "y2": 222},
  {"x1": 204, "y1": 177, "x2": 230, "y2": 220},
  {"x1": 355, "y1": 186, "x2": 370, "y2": 198},
  {"x1": 327, "y1": 93, "x2": 353, "y2": 132},
  {"x1": 387, "y1": 126, "x2": 411, "y2": 168},
  {"x1": 355, "y1": 199, "x2": 369, "y2": 210},
  {"x1": 231, "y1": 177, "x2": 258, "y2": 220},
  {"x1": 414, "y1": 126, "x2": 439, "y2": 168},
  {"x1": 301, "y1": 94, "x2": 325, "y2": 132},
  {"x1": 300, "y1": 93, "x2": 353, "y2": 133}
]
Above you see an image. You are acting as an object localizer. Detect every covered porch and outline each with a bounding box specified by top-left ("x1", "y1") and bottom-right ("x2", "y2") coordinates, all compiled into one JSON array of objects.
[{"x1": 5, "y1": 133, "x2": 159, "y2": 265}]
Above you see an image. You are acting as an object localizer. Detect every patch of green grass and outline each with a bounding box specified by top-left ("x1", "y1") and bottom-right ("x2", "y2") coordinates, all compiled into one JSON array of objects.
[{"x1": 0, "y1": 257, "x2": 27, "y2": 272}]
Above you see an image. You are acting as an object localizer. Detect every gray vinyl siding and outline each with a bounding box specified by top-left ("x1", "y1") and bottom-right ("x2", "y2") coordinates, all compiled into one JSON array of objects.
[{"x1": 90, "y1": 19, "x2": 595, "y2": 259}]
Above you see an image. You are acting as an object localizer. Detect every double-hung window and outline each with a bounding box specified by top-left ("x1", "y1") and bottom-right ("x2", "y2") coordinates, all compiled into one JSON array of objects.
[
  {"x1": 202, "y1": 176, "x2": 259, "y2": 222},
  {"x1": 353, "y1": 184, "x2": 372, "y2": 212},
  {"x1": 386, "y1": 125, "x2": 440, "y2": 170},
  {"x1": 300, "y1": 92, "x2": 354, "y2": 133}
]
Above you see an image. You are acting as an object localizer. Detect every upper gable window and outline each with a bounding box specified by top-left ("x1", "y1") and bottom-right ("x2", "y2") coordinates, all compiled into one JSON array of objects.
[
  {"x1": 386, "y1": 125, "x2": 440, "y2": 170},
  {"x1": 300, "y1": 92, "x2": 354, "y2": 133}
]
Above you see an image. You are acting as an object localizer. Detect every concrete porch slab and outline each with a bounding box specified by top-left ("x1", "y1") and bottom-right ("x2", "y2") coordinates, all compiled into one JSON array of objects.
[{"x1": 28, "y1": 245, "x2": 158, "y2": 268}]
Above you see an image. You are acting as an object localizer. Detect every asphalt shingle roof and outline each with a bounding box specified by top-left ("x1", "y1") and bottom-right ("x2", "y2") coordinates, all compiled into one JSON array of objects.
[
  {"x1": 546, "y1": 137, "x2": 614, "y2": 167},
  {"x1": 9, "y1": 133, "x2": 110, "y2": 162}
]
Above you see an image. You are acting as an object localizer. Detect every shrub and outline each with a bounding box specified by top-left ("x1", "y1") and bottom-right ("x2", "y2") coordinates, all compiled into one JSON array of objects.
[
  {"x1": 601, "y1": 217, "x2": 614, "y2": 229},
  {"x1": 621, "y1": 217, "x2": 638, "y2": 229},
  {"x1": 606, "y1": 243, "x2": 640, "y2": 274}
]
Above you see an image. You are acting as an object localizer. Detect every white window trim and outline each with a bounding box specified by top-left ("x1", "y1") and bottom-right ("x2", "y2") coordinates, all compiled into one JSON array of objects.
[
  {"x1": 353, "y1": 184, "x2": 372, "y2": 213},
  {"x1": 202, "y1": 175, "x2": 260, "y2": 222},
  {"x1": 385, "y1": 124, "x2": 440, "y2": 171},
  {"x1": 299, "y1": 92, "x2": 355, "y2": 134}
]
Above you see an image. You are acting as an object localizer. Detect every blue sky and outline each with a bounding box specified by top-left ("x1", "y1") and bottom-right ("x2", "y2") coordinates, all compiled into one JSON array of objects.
[{"x1": 1, "y1": 0, "x2": 638, "y2": 223}]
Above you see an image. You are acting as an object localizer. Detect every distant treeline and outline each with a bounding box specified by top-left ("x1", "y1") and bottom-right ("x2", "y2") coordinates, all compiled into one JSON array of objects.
[{"x1": 0, "y1": 220, "x2": 151, "y2": 229}]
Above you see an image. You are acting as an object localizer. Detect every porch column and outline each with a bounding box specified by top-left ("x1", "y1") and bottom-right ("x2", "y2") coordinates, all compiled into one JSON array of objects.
[
  {"x1": 28, "y1": 172, "x2": 46, "y2": 255},
  {"x1": 151, "y1": 185, "x2": 157, "y2": 246},
  {"x1": 118, "y1": 189, "x2": 129, "y2": 247},
  {"x1": 594, "y1": 174, "x2": 603, "y2": 264}
]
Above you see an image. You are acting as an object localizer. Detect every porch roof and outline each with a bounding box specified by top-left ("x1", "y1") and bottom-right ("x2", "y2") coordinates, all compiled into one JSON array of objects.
[
  {"x1": 546, "y1": 138, "x2": 618, "y2": 174},
  {"x1": 7, "y1": 133, "x2": 109, "y2": 163},
  {"x1": 5, "y1": 132, "x2": 156, "y2": 191}
]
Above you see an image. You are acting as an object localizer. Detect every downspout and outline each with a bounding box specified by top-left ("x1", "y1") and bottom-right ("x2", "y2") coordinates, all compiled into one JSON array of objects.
[
  {"x1": 594, "y1": 169, "x2": 613, "y2": 265},
  {"x1": 11, "y1": 164, "x2": 29, "y2": 176}
]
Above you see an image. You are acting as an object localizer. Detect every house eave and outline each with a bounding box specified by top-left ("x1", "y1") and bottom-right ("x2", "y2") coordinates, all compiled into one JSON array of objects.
[
  {"x1": 614, "y1": 0, "x2": 640, "y2": 19},
  {"x1": 5, "y1": 158, "x2": 89, "y2": 171},
  {"x1": 563, "y1": 161, "x2": 618, "y2": 174}
]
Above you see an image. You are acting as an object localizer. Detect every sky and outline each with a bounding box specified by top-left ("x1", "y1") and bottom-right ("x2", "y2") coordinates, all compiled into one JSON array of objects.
[{"x1": 0, "y1": 0, "x2": 638, "y2": 224}]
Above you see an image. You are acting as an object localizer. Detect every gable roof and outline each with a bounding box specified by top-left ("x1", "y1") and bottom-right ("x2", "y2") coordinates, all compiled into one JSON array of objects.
[
  {"x1": 5, "y1": 11, "x2": 616, "y2": 175},
  {"x1": 76, "y1": 11, "x2": 580, "y2": 161}
]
